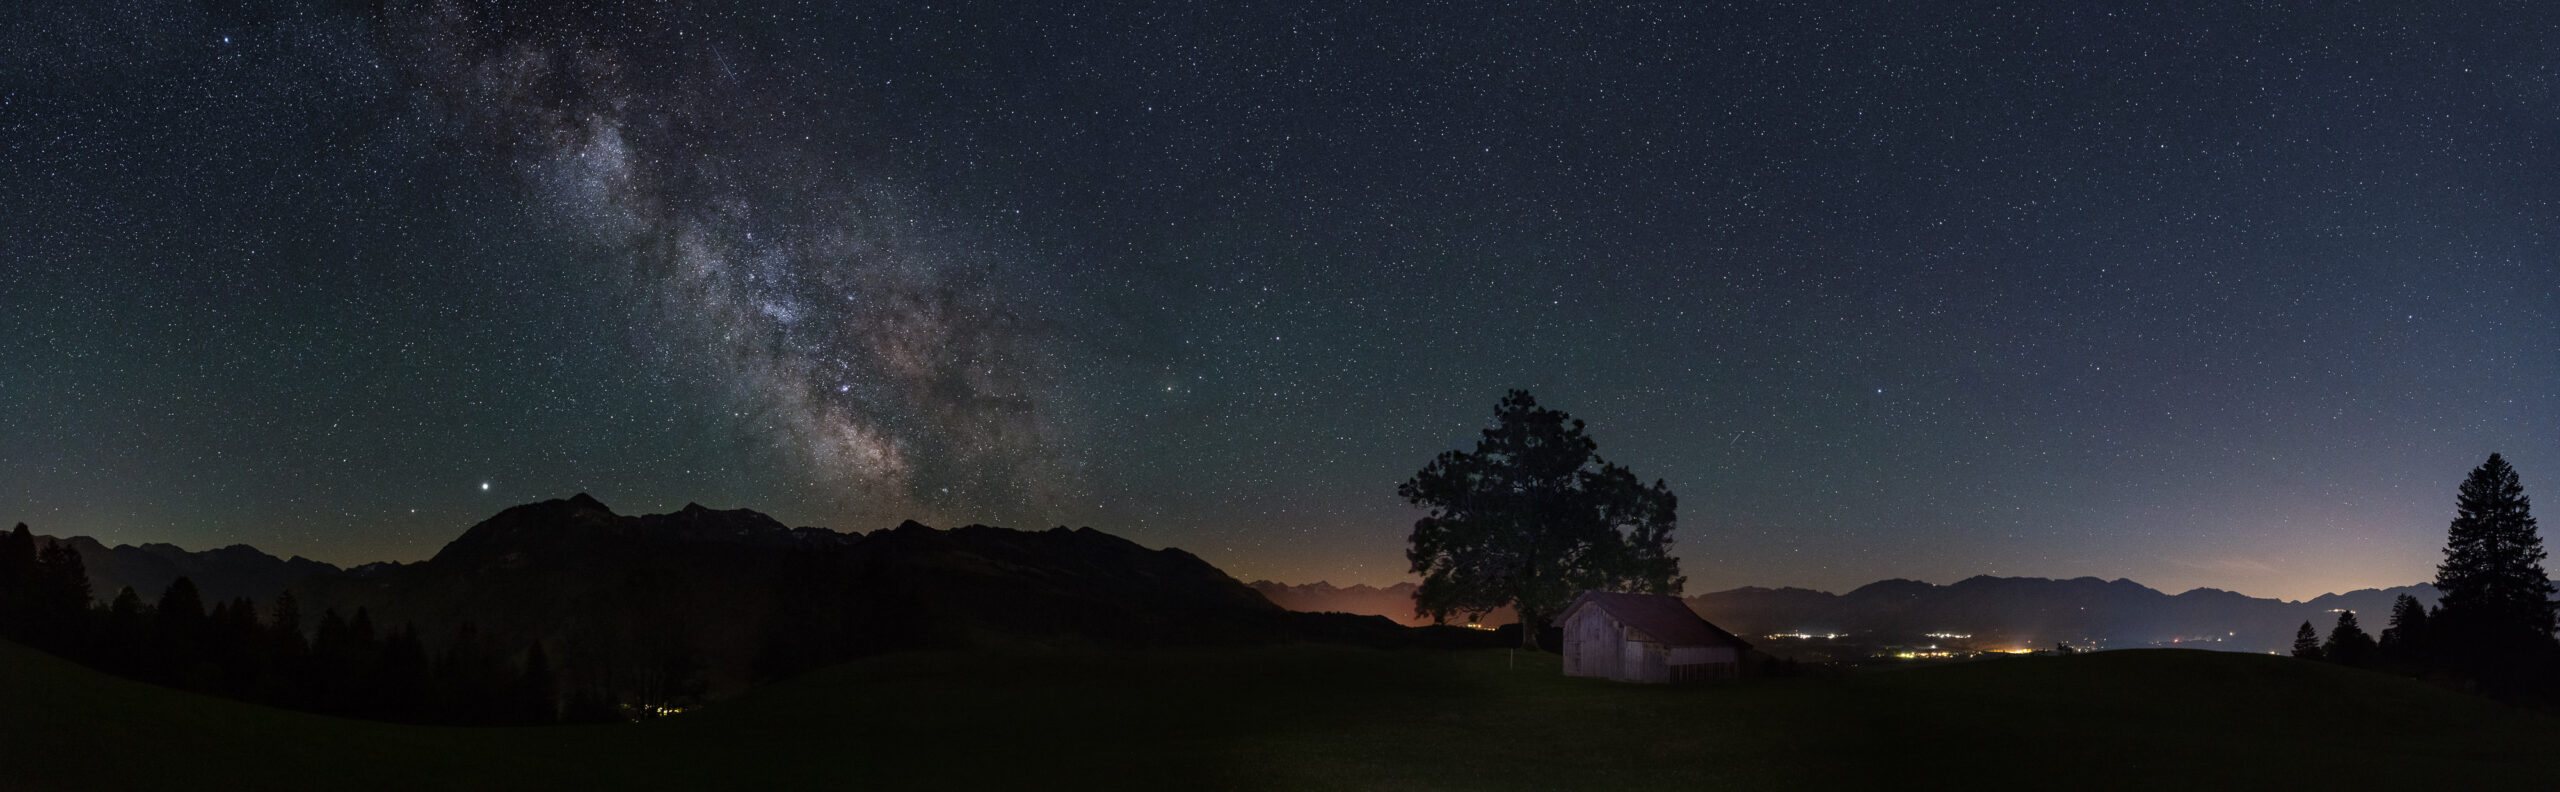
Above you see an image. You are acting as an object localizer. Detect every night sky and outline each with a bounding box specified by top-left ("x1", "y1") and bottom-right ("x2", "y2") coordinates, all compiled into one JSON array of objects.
[{"x1": 5, "y1": 2, "x2": 2554, "y2": 601}]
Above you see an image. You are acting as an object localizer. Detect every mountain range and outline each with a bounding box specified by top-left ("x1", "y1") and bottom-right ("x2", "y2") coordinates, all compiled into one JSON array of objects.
[
  {"x1": 1250, "y1": 577, "x2": 2442, "y2": 655},
  {"x1": 277, "y1": 494, "x2": 1434, "y2": 695},
  {"x1": 36, "y1": 501, "x2": 2446, "y2": 671},
  {"x1": 28, "y1": 534, "x2": 342, "y2": 607},
  {"x1": 1688, "y1": 576, "x2": 2439, "y2": 654},
  {"x1": 1248, "y1": 580, "x2": 1517, "y2": 627}
]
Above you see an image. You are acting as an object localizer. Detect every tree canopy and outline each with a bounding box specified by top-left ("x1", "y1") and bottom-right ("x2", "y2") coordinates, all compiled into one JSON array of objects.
[{"x1": 1400, "y1": 390, "x2": 1683, "y2": 647}]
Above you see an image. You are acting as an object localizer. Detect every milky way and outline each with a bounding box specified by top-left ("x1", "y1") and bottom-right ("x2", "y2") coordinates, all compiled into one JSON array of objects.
[
  {"x1": 383, "y1": 1, "x2": 1068, "y2": 521},
  {"x1": 7, "y1": 2, "x2": 2558, "y2": 599}
]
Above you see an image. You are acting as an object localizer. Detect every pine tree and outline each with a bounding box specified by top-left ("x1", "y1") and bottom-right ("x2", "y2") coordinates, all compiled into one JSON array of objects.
[
  {"x1": 311, "y1": 608, "x2": 356, "y2": 714},
  {"x1": 208, "y1": 597, "x2": 265, "y2": 694},
  {"x1": 312, "y1": 608, "x2": 349, "y2": 656},
  {"x1": 2324, "y1": 610, "x2": 2377, "y2": 667},
  {"x1": 154, "y1": 577, "x2": 208, "y2": 645},
  {"x1": 0, "y1": 523, "x2": 34, "y2": 583},
  {"x1": 267, "y1": 591, "x2": 307, "y2": 659},
  {"x1": 436, "y1": 622, "x2": 502, "y2": 724},
  {"x1": 2292, "y1": 621, "x2": 2324, "y2": 660},
  {"x1": 153, "y1": 577, "x2": 210, "y2": 686},
  {"x1": 0, "y1": 520, "x2": 37, "y2": 638},
  {"x1": 375, "y1": 623, "x2": 431, "y2": 722},
  {"x1": 0, "y1": 524, "x2": 36, "y2": 636},
  {"x1": 31, "y1": 540, "x2": 91, "y2": 648},
  {"x1": 2433, "y1": 453, "x2": 2557, "y2": 656},
  {"x1": 254, "y1": 591, "x2": 309, "y2": 709},
  {"x1": 2378, "y1": 593, "x2": 2431, "y2": 667},
  {"x1": 101, "y1": 586, "x2": 150, "y2": 675},
  {"x1": 348, "y1": 607, "x2": 377, "y2": 649},
  {"x1": 515, "y1": 643, "x2": 558, "y2": 725}
]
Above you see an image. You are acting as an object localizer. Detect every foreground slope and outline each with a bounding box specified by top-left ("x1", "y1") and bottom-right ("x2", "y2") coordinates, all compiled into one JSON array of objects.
[{"x1": 5, "y1": 639, "x2": 2555, "y2": 790}]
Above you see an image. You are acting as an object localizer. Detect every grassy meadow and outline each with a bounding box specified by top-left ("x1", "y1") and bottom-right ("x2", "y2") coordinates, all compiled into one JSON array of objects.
[{"x1": 5, "y1": 638, "x2": 2556, "y2": 790}]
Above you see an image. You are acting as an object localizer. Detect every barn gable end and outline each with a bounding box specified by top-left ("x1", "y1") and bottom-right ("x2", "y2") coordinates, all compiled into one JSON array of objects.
[{"x1": 1554, "y1": 590, "x2": 1750, "y2": 683}]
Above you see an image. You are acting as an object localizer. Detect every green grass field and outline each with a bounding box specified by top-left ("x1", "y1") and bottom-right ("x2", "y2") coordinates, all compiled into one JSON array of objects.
[{"x1": 6, "y1": 639, "x2": 2556, "y2": 790}]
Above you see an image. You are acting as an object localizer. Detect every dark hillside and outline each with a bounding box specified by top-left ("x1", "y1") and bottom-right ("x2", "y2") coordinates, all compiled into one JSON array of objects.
[
  {"x1": 5, "y1": 637, "x2": 2555, "y2": 790},
  {"x1": 292, "y1": 495, "x2": 1311, "y2": 697}
]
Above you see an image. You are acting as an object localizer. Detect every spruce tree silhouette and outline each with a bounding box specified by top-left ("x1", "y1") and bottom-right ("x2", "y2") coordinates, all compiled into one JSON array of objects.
[
  {"x1": 2378, "y1": 593, "x2": 2430, "y2": 670},
  {"x1": 0, "y1": 524, "x2": 35, "y2": 637},
  {"x1": 256, "y1": 592, "x2": 310, "y2": 708},
  {"x1": 154, "y1": 578, "x2": 206, "y2": 637},
  {"x1": 2323, "y1": 610, "x2": 2377, "y2": 667},
  {"x1": 437, "y1": 622, "x2": 504, "y2": 724},
  {"x1": 101, "y1": 586, "x2": 150, "y2": 676},
  {"x1": 515, "y1": 643, "x2": 559, "y2": 724},
  {"x1": 2291, "y1": 621, "x2": 2323, "y2": 660},
  {"x1": 32, "y1": 541, "x2": 91, "y2": 648},
  {"x1": 311, "y1": 608, "x2": 361, "y2": 714},
  {"x1": 266, "y1": 591, "x2": 307, "y2": 658},
  {"x1": 2432, "y1": 453, "x2": 2556, "y2": 697},
  {"x1": 377, "y1": 623, "x2": 432, "y2": 721},
  {"x1": 153, "y1": 577, "x2": 210, "y2": 686}
]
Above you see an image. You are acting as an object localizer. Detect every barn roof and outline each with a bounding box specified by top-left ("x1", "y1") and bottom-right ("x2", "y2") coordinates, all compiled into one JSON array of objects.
[{"x1": 1557, "y1": 590, "x2": 1751, "y2": 650}]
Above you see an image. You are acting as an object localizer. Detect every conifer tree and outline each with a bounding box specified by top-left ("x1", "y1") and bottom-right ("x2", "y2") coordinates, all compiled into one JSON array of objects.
[
  {"x1": 311, "y1": 608, "x2": 356, "y2": 714},
  {"x1": 101, "y1": 586, "x2": 150, "y2": 675},
  {"x1": 31, "y1": 541, "x2": 91, "y2": 647},
  {"x1": 515, "y1": 643, "x2": 558, "y2": 725},
  {"x1": 154, "y1": 577, "x2": 208, "y2": 645},
  {"x1": 348, "y1": 607, "x2": 377, "y2": 649},
  {"x1": 2292, "y1": 621, "x2": 2324, "y2": 660},
  {"x1": 267, "y1": 591, "x2": 308, "y2": 659},
  {"x1": 2378, "y1": 593, "x2": 2430, "y2": 666},
  {"x1": 152, "y1": 577, "x2": 210, "y2": 685},
  {"x1": 313, "y1": 608, "x2": 349, "y2": 656},
  {"x1": 437, "y1": 622, "x2": 502, "y2": 724},
  {"x1": 208, "y1": 597, "x2": 264, "y2": 693},
  {"x1": 0, "y1": 524, "x2": 35, "y2": 633},
  {"x1": 0, "y1": 523, "x2": 33, "y2": 580},
  {"x1": 2433, "y1": 454, "x2": 2556, "y2": 655},
  {"x1": 2324, "y1": 610, "x2": 2377, "y2": 667},
  {"x1": 375, "y1": 623, "x2": 431, "y2": 721}
]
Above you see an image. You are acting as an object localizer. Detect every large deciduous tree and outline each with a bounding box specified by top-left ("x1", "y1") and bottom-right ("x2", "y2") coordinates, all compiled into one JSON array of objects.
[{"x1": 1400, "y1": 390, "x2": 1683, "y2": 649}]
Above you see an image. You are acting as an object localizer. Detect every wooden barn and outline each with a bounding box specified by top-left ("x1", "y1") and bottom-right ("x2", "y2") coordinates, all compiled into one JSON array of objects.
[{"x1": 1555, "y1": 590, "x2": 1751, "y2": 683}]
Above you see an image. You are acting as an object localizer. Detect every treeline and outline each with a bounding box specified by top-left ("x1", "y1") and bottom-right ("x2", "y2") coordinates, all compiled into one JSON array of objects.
[
  {"x1": 0, "y1": 525, "x2": 593, "y2": 725},
  {"x1": 2290, "y1": 453, "x2": 2560, "y2": 705}
]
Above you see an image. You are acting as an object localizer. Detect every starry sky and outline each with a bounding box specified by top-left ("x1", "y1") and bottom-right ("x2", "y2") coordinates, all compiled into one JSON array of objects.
[{"x1": 4, "y1": 1, "x2": 2554, "y2": 601}]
